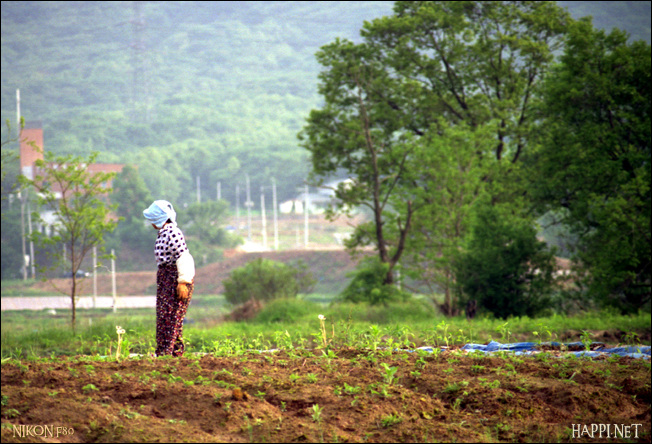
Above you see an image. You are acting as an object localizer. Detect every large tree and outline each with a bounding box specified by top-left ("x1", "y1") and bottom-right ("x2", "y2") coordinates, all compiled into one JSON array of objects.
[
  {"x1": 528, "y1": 19, "x2": 651, "y2": 312},
  {"x1": 300, "y1": 1, "x2": 571, "y2": 294},
  {"x1": 19, "y1": 150, "x2": 118, "y2": 330},
  {"x1": 401, "y1": 122, "x2": 490, "y2": 314},
  {"x1": 299, "y1": 38, "x2": 416, "y2": 285},
  {"x1": 361, "y1": 1, "x2": 570, "y2": 164}
]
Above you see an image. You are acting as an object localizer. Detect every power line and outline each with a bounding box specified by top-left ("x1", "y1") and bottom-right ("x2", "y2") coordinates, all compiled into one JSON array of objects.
[{"x1": 130, "y1": 1, "x2": 152, "y2": 121}]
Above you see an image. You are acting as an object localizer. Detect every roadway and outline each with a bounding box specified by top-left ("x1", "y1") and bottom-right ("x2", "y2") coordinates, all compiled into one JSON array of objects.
[{"x1": 1, "y1": 296, "x2": 155, "y2": 311}]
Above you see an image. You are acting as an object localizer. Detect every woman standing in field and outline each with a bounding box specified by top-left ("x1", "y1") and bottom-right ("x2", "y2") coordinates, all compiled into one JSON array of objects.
[{"x1": 143, "y1": 200, "x2": 195, "y2": 357}]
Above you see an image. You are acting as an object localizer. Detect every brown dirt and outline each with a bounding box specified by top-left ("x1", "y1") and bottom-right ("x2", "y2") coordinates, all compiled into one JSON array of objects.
[
  {"x1": 33, "y1": 249, "x2": 368, "y2": 297},
  {"x1": 1, "y1": 348, "x2": 650, "y2": 443}
]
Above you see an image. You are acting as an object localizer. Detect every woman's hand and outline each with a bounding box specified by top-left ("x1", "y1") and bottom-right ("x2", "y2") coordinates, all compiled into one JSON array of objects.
[{"x1": 177, "y1": 282, "x2": 191, "y2": 301}]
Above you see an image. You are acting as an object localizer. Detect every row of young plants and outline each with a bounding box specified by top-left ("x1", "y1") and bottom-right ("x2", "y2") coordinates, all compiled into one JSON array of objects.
[
  {"x1": 2, "y1": 298, "x2": 650, "y2": 360},
  {"x1": 4, "y1": 340, "x2": 648, "y2": 443},
  {"x1": 4, "y1": 334, "x2": 643, "y2": 406}
]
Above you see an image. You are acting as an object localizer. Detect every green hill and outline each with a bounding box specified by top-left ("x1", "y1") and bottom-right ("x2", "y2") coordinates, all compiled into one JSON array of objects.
[
  {"x1": 1, "y1": 1, "x2": 396, "y2": 205},
  {"x1": 2, "y1": 1, "x2": 649, "y2": 205}
]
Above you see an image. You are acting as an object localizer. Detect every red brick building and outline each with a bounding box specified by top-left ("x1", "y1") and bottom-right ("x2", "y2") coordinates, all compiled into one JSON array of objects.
[
  {"x1": 19, "y1": 121, "x2": 125, "y2": 192},
  {"x1": 19, "y1": 121, "x2": 44, "y2": 180}
]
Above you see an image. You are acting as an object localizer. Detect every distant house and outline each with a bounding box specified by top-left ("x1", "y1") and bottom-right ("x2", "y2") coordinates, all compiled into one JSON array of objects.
[{"x1": 279, "y1": 179, "x2": 355, "y2": 214}]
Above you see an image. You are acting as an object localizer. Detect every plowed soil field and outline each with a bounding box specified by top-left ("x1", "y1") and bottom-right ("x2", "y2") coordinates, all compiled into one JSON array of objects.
[{"x1": 2, "y1": 347, "x2": 650, "y2": 442}]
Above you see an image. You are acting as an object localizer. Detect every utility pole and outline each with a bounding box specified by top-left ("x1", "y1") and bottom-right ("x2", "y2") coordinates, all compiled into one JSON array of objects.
[
  {"x1": 304, "y1": 185, "x2": 309, "y2": 248},
  {"x1": 17, "y1": 89, "x2": 36, "y2": 280},
  {"x1": 18, "y1": 90, "x2": 27, "y2": 281},
  {"x1": 217, "y1": 181, "x2": 221, "y2": 201},
  {"x1": 261, "y1": 188, "x2": 267, "y2": 249},
  {"x1": 93, "y1": 246, "x2": 97, "y2": 309},
  {"x1": 111, "y1": 249, "x2": 117, "y2": 313},
  {"x1": 235, "y1": 185, "x2": 240, "y2": 233},
  {"x1": 196, "y1": 176, "x2": 201, "y2": 203},
  {"x1": 245, "y1": 174, "x2": 252, "y2": 241},
  {"x1": 272, "y1": 178, "x2": 278, "y2": 250},
  {"x1": 20, "y1": 192, "x2": 27, "y2": 281},
  {"x1": 27, "y1": 199, "x2": 35, "y2": 278}
]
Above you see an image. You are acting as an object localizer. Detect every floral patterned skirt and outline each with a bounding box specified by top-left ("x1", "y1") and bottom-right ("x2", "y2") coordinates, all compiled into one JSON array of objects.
[{"x1": 156, "y1": 262, "x2": 193, "y2": 356}]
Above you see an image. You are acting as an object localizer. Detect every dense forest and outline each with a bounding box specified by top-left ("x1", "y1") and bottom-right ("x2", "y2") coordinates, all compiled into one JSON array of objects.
[
  {"x1": 1, "y1": 1, "x2": 400, "y2": 206},
  {"x1": 1, "y1": 1, "x2": 649, "y2": 205}
]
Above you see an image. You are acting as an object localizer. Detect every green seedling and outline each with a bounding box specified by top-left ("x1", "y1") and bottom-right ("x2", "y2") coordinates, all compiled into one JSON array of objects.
[
  {"x1": 496, "y1": 322, "x2": 512, "y2": 343},
  {"x1": 580, "y1": 330, "x2": 593, "y2": 351},
  {"x1": 343, "y1": 383, "x2": 361, "y2": 395},
  {"x1": 380, "y1": 363, "x2": 398, "y2": 385},
  {"x1": 82, "y1": 384, "x2": 98, "y2": 394},
  {"x1": 311, "y1": 404, "x2": 323, "y2": 423},
  {"x1": 381, "y1": 413, "x2": 403, "y2": 428},
  {"x1": 444, "y1": 380, "x2": 469, "y2": 394}
]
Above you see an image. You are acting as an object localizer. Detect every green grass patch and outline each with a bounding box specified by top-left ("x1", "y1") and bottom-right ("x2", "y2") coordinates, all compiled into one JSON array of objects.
[{"x1": 2, "y1": 294, "x2": 650, "y2": 359}]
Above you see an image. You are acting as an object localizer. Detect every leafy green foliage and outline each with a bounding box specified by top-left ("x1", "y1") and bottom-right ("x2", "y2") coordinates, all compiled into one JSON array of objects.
[
  {"x1": 299, "y1": 36, "x2": 416, "y2": 287},
  {"x1": 362, "y1": 1, "x2": 570, "y2": 161},
  {"x1": 106, "y1": 165, "x2": 154, "y2": 252},
  {"x1": 253, "y1": 298, "x2": 321, "y2": 324},
  {"x1": 223, "y1": 258, "x2": 316, "y2": 305},
  {"x1": 341, "y1": 257, "x2": 410, "y2": 306},
  {"x1": 402, "y1": 123, "x2": 491, "y2": 313},
  {"x1": 454, "y1": 202, "x2": 556, "y2": 319},
  {"x1": 18, "y1": 150, "x2": 119, "y2": 330},
  {"x1": 301, "y1": 1, "x2": 571, "y2": 300},
  {"x1": 529, "y1": 18, "x2": 651, "y2": 312},
  {"x1": 177, "y1": 201, "x2": 242, "y2": 265}
]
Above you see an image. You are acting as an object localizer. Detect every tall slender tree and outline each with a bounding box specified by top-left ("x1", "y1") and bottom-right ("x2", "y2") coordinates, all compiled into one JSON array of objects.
[
  {"x1": 19, "y1": 150, "x2": 118, "y2": 330},
  {"x1": 299, "y1": 38, "x2": 415, "y2": 285}
]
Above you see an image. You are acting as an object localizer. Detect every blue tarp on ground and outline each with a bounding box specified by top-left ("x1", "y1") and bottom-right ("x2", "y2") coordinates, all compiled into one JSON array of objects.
[
  {"x1": 120, "y1": 343, "x2": 651, "y2": 360},
  {"x1": 412, "y1": 341, "x2": 651, "y2": 359},
  {"x1": 457, "y1": 341, "x2": 651, "y2": 359}
]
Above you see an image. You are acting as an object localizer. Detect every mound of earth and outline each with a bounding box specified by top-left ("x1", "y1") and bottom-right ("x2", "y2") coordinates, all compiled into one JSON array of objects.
[{"x1": 33, "y1": 249, "x2": 368, "y2": 297}]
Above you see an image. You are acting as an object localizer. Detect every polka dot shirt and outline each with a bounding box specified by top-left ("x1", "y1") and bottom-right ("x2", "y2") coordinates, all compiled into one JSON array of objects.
[{"x1": 154, "y1": 223, "x2": 189, "y2": 266}]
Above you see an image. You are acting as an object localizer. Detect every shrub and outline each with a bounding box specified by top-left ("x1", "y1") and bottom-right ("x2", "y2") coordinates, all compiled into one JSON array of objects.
[
  {"x1": 340, "y1": 257, "x2": 410, "y2": 306},
  {"x1": 254, "y1": 298, "x2": 322, "y2": 323},
  {"x1": 223, "y1": 258, "x2": 315, "y2": 305},
  {"x1": 454, "y1": 202, "x2": 556, "y2": 319}
]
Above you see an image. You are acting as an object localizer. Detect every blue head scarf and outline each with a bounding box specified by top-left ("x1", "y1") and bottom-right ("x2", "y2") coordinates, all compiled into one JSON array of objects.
[{"x1": 143, "y1": 200, "x2": 177, "y2": 228}]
